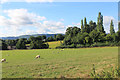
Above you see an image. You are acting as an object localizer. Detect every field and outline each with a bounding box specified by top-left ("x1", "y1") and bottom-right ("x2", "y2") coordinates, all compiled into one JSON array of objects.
[
  {"x1": 47, "y1": 41, "x2": 62, "y2": 49},
  {"x1": 2, "y1": 47, "x2": 118, "y2": 78}
]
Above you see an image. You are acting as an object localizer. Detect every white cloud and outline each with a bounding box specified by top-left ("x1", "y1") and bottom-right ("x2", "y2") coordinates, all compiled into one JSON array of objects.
[
  {"x1": 0, "y1": 9, "x2": 66, "y2": 37},
  {"x1": 72, "y1": 22, "x2": 81, "y2": 27},
  {"x1": 103, "y1": 16, "x2": 118, "y2": 33},
  {"x1": 33, "y1": 20, "x2": 66, "y2": 34},
  {"x1": 60, "y1": 19, "x2": 64, "y2": 22},
  {"x1": 25, "y1": 30, "x2": 38, "y2": 35},
  {"x1": 3, "y1": 9, "x2": 46, "y2": 26}
]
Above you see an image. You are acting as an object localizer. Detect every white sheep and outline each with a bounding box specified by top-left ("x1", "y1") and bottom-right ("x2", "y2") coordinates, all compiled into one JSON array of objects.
[
  {"x1": 35, "y1": 55, "x2": 40, "y2": 59},
  {"x1": 1, "y1": 59, "x2": 6, "y2": 63},
  {"x1": 61, "y1": 49, "x2": 64, "y2": 51}
]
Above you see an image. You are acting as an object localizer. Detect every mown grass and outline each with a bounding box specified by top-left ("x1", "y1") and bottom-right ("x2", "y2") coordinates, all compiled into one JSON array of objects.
[
  {"x1": 47, "y1": 41, "x2": 62, "y2": 49},
  {"x1": 2, "y1": 47, "x2": 118, "y2": 78}
]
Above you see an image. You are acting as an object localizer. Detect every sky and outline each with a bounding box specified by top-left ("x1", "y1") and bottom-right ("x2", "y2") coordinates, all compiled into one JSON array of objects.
[{"x1": 0, "y1": 0, "x2": 118, "y2": 37}]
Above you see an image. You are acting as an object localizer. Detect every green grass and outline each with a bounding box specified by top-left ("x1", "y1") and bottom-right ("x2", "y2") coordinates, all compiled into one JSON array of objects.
[
  {"x1": 47, "y1": 41, "x2": 62, "y2": 49},
  {"x1": 2, "y1": 47, "x2": 118, "y2": 78},
  {"x1": 26, "y1": 41, "x2": 62, "y2": 49}
]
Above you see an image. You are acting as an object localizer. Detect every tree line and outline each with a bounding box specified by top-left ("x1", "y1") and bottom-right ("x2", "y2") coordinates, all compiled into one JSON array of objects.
[
  {"x1": 0, "y1": 34, "x2": 64, "y2": 50},
  {"x1": 57, "y1": 12, "x2": 120, "y2": 48}
]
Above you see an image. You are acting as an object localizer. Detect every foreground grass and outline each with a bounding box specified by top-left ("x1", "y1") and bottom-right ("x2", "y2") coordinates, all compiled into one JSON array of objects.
[{"x1": 2, "y1": 47, "x2": 118, "y2": 78}]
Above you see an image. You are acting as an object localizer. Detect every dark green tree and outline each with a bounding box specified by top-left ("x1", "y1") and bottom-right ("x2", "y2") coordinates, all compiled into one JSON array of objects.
[
  {"x1": 105, "y1": 34, "x2": 113, "y2": 42},
  {"x1": 5, "y1": 40, "x2": 16, "y2": 47},
  {"x1": 16, "y1": 39, "x2": 26, "y2": 49},
  {"x1": 47, "y1": 36, "x2": 54, "y2": 41},
  {"x1": 29, "y1": 36, "x2": 36, "y2": 42},
  {"x1": 0, "y1": 40, "x2": 8, "y2": 50},
  {"x1": 116, "y1": 31, "x2": 120, "y2": 42},
  {"x1": 30, "y1": 41, "x2": 37, "y2": 49},
  {"x1": 36, "y1": 36, "x2": 42, "y2": 40},
  {"x1": 97, "y1": 12, "x2": 105, "y2": 33},
  {"x1": 72, "y1": 26, "x2": 81, "y2": 36},
  {"x1": 63, "y1": 34, "x2": 72, "y2": 45},
  {"x1": 84, "y1": 17, "x2": 87, "y2": 32},
  {"x1": 84, "y1": 17, "x2": 90, "y2": 33},
  {"x1": 42, "y1": 35, "x2": 46, "y2": 40},
  {"x1": 97, "y1": 32, "x2": 106, "y2": 42},
  {"x1": 89, "y1": 30, "x2": 99, "y2": 42},
  {"x1": 65, "y1": 27, "x2": 73, "y2": 36},
  {"x1": 81, "y1": 19, "x2": 84, "y2": 33},
  {"x1": 65, "y1": 27, "x2": 80, "y2": 38},
  {"x1": 89, "y1": 20, "x2": 97, "y2": 32},
  {"x1": 56, "y1": 34, "x2": 64, "y2": 41},
  {"x1": 119, "y1": 22, "x2": 120, "y2": 31},
  {"x1": 54, "y1": 34, "x2": 57, "y2": 40},
  {"x1": 110, "y1": 20, "x2": 115, "y2": 35}
]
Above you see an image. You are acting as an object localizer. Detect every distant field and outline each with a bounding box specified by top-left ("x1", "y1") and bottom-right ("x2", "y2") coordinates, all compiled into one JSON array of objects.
[
  {"x1": 2, "y1": 47, "x2": 118, "y2": 78},
  {"x1": 26, "y1": 41, "x2": 62, "y2": 49},
  {"x1": 47, "y1": 41, "x2": 62, "y2": 49}
]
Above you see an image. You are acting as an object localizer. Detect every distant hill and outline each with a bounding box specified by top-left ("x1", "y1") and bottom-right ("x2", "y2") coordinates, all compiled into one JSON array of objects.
[{"x1": 0, "y1": 34, "x2": 64, "y2": 40}]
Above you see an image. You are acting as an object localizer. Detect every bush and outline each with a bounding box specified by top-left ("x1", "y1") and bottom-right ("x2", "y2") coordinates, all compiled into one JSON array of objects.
[
  {"x1": 0, "y1": 41, "x2": 8, "y2": 50},
  {"x1": 56, "y1": 44, "x2": 76, "y2": 49},
  {"x1": 91, "y1": 42, "x2": 110, "y2": 47},
  {"x1": 76, "y1": 44, "x2": 85, "y2": 48},
  {"x1": 85, "y1": 44, "x2": 91, "y2": 47},
  {"x1": 68, "y1": 44, "x2": 76, "y2": 48}
]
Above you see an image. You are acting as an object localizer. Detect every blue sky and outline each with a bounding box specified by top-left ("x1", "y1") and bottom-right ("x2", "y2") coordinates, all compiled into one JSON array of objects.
[{"x1": 0, "y1": 2, "x2": 118, "y2": 37}]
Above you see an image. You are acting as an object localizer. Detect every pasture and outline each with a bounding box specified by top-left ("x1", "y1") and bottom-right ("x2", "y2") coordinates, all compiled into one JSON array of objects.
[
  {"x1": 2, "y1": 47, "x2": 118, "y2": 78},
  {"x1": 47, "y1": 41, "x2": 62, "y2": 49}
]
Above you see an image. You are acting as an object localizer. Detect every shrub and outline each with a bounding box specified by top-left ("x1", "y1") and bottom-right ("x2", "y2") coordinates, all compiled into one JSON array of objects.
[
  {"x1": 91, "y1": 42, "x2": 110, "y2": 47},
  {"x1": 76, "y1": 44, "x2": 85, "y2": 48}
]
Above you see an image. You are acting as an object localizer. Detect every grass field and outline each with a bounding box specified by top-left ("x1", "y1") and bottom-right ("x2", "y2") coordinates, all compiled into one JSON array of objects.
[
  {"x1": 2, "y1": 47, "x2": 118, "y2": 78},
  {"x1": 47, "y1": 41, "x2": 62, "y2": 49}
]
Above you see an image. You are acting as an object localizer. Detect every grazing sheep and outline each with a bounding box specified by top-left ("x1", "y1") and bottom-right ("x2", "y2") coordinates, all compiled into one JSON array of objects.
[
  {"x1": 1, "y1": 59, "x2": 6, "y2": 63},
  {"x1": 61, "y1": 49, "x2": 64, "y2": 51},
  {"x1": 36, "y1": 55, "x2": 40, "y2": 59}
]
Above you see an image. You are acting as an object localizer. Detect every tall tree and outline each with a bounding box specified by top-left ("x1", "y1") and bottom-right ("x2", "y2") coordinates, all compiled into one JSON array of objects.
[
  {"x1": 110, "y1": 20, "x2": 115, "y2": 35},
  {"x1": 54, "y1": 34, "x2": 57, "y2": 40},
  {"x1": 81, "y1": 19, "x2": 84, "y2": 33},
  {"x1": 97, "y1": 12, "x2": 105, "y2": 33},
  {"x1": 84, "y1": 17, "x2": 90, "y2": 33},
  {"x1": 119, "y1": 22, "x2": 120, "y2": 31},
  {"x1": 84, "y1": 17, "x2": 87, "y2": 32}
]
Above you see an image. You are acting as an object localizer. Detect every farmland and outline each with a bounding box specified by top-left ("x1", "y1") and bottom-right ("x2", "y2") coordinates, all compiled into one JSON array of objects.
[
  {"x1": 2, "y1": 47, "x2": 118, "y2": 78},
  {"x1": 47, "y1": 41, "x2": 62, "y2": 49}
]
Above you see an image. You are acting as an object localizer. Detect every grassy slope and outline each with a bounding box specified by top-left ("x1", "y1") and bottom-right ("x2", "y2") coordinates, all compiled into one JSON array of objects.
[
  {"x1": 2, "y1": 47, "x2": 118, "y2": 78},
  {"x1": 47, "y1": 41, "x2": 62, "y2": 49}
]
